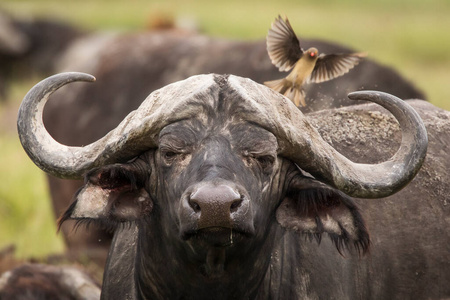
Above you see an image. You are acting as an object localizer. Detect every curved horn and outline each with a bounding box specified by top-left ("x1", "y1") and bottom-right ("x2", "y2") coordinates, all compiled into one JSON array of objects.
[
  {"x1": 228, "y1": 76, "x2": 427, "y2": 198},
  {"x1": 345, "y1": 91, "x2": 428, "y2": 197},
  {"x1": 17, "y1": 72, "x2": 98, "y2": 179},
  {"x1": 18, "y1": 72, "x2": 217, "y2": 179},
  {"x1": 282, "y1": 91, "x2": 427, "y2": 198}
]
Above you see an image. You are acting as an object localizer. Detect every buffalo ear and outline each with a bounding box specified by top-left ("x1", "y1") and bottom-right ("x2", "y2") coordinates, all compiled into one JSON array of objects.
[
  {"x1": 58, "y1": 164, "x2": 153, "y2": 230},
  {"x1": 276, "y1": 176, "x2": 370, "y2": 255}
]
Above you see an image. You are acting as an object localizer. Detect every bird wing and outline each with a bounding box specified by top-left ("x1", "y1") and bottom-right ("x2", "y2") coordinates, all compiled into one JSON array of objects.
[
  {"x1": 307, "y1": 53, "x2": 366, "y2": 83},
  {"x1": 267, "y1": 16, "x2": 303, "y2": 72}
]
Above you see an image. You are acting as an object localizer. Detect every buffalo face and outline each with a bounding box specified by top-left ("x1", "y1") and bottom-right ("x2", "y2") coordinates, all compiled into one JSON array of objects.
[{"x1": 155, "y1": 118, "x2": 280, "y2": 255}]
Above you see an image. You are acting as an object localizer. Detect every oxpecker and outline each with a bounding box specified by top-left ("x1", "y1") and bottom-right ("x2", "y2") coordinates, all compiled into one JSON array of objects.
[{"x1": 264, "y1": 15, "x2": 366, "y2": 107}]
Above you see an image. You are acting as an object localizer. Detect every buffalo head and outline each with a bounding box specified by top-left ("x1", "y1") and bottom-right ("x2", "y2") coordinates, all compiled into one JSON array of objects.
[{"x1": 17, "y1": 73, "x2": 427, "y2": 298}]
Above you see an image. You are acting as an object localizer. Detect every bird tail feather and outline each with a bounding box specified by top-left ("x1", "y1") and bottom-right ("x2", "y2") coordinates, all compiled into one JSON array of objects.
[
  {"x1": 286, "y1": 87, "x2": 306, "y2": 107},
  {"x1": 264, "y1": 78, "x2": 306, "y2": 107},
  {"x1": 264, "y1": 78, "x2": 288, "y2": 94}
]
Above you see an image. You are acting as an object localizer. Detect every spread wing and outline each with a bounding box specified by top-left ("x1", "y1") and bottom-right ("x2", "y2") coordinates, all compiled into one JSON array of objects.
[
  {"x1": 307, "y1": 53, "x2": 366, "y2": 83},
  {"x1": 266, "y1": 16, "x2": 303, "y2": 72}
]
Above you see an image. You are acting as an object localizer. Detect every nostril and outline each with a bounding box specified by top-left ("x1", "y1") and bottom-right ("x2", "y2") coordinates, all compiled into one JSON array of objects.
[
  {"x1": 188, "y1": 197, "x2": 201, "y2": 213},
  {"x1": 230, "y1": 198, "x2": 243, "y2": 212}
]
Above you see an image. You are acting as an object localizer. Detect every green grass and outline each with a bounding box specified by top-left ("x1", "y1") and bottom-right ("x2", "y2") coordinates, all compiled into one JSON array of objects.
[
  {"x1": 0, "y1": 0, "x2": 449, "y2": 259},
  {"x1": 0, "y1": 78, "x2": 65, "y2": 258},
  {"x1": 0, "y1": 133, "x2": 65, "y2": 258}
]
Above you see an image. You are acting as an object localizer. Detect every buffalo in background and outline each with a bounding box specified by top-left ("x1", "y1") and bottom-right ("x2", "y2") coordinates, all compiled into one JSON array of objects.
[{"x1": 0, "y1": 10, "x2": 83, "y2": 99}]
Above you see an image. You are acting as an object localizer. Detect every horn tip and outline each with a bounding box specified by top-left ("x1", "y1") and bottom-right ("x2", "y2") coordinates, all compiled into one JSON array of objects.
[
  {"x1": 75, "y1": 72, "x2": 96, "y2": 82},
  {"x1": 347, "y1": 90, "x2": 382, "y2": 101},
  {"x1": 62, "y1": 72, "x2": 96, "y2": 83},
  {"x1": 348, "y1": 91, "x2": 365, "y2": 100}
]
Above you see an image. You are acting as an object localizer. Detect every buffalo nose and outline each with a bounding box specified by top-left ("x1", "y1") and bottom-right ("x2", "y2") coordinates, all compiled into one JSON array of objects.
[{"x1": 189, "y1": 184, "x2": 243, "y2": 228}]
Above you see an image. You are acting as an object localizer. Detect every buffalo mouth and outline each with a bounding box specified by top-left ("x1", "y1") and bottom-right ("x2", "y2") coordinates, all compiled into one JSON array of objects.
[{"x1": 182, "y1": 227, "x2": 252, "y2": 247}]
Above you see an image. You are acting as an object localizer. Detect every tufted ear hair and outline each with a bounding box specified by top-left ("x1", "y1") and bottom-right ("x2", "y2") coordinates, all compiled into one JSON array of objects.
[
  {"x1": 58, "y1": 162, "x2": 153, "y2": 232},
  {"x1": 276, "y1": 175, "x2": 370, "y2": 255}
]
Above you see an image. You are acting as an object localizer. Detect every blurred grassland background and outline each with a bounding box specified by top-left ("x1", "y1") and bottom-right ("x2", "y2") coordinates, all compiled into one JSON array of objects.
[{"x1": 1, "y1": 0, "x2": 449, "y2": 259}]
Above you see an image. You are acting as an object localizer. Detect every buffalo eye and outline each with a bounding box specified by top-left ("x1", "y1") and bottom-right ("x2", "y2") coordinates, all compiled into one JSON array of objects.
[
  {"x1": 160, "y1": 147, "x2": 184, "y2": 165},
  {"x1": 243, "y1": 151, "x2": 275, "y2": 172},
  {"x1": 255, "y1": 155, "x2": 275, "y2": 170},
  {"x1": 163, "y1": 150, "x2": 178, "y2": 160}
]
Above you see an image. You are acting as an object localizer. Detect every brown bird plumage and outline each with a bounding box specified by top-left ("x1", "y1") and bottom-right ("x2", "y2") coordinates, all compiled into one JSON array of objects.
[{"x1": 264, "y1": 16, "x2": 366, "y2": 107}]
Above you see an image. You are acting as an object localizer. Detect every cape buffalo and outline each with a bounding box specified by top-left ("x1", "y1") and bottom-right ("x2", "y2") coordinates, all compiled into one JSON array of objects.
[
  {"x1": 0, "y1": 263, "x2": 100, "y2": 300},
  {"x1": 17, "y1": 73, "x2": 443, "y2": 299},
  {"x1": 0, "y1": 10, "x2": 83, "y2": 99},
  {"x1": 43, "y1": 30, "x2": 425, "y2": 262}
]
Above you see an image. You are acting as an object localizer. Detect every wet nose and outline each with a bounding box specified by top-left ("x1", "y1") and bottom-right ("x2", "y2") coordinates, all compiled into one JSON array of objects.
[{"x1": 189, "y1": 184, "x2": 243, "y2": 228}]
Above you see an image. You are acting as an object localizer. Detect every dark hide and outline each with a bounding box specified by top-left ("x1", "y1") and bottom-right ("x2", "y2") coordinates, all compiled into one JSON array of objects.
[{"x1": 42, "y1": 30, "x2": 425, "y2": 262}]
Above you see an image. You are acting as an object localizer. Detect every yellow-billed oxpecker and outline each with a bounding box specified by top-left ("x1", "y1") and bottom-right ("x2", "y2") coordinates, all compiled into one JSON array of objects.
[{"x1": 265, "y1": 15, "x2": 366, "y2": 107}]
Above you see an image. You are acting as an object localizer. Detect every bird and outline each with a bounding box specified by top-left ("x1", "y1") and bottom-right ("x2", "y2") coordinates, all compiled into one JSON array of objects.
[{"x1": 264, "y1": 15, "x2": 366, "y2": 107}]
